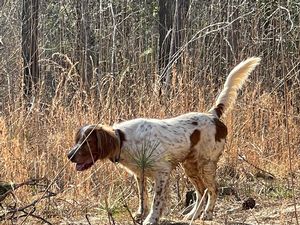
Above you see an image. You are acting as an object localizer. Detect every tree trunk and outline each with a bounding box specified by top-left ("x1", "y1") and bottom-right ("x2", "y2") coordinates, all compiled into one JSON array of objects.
[
  {"x1": 76, "y1": 0, "x2": 95, "y2": 92},
  {"x1": 158, "y1": 0, "x2": 172, "y2": 74},
  {"x1": 158, "y1": 0, "x2": 189, "y2": 94},
  {"x1": 22, "y1": 0, "x2": 39, "y2": 103}
]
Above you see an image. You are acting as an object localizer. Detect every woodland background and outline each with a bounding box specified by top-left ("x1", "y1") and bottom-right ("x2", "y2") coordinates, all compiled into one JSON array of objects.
[{"x1": 0, "y1": 0, "x2": 299, "y2": 224}]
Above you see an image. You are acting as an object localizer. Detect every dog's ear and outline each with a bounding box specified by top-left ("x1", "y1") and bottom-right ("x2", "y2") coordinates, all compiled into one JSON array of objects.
[{"x1": 94, "y1": 126, "x2": 119, "y2": 159}]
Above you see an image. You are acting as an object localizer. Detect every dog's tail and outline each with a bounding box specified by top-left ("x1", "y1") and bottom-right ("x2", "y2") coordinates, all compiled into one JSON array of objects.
[{"x1": 209, "y1": 57, "x2": 261, "y2": 118}]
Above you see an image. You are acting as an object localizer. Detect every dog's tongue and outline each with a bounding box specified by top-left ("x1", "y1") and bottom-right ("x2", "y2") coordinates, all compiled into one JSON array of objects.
[{"x1": 76, "y1": 162, "x2": 93, "y2": 171}]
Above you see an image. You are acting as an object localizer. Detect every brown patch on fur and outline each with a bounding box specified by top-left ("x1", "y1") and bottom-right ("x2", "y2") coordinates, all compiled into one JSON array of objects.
[
  {"x1": 192, "y1": 121, "x2": 198, "y2": 125},
  {"x1": 213, "y1": 118, "x2": 228, "y2": 142},
  {"x1": 182, "y1": 152, "x2": 206, "y2": 196},
  {"x1": 214, "y1": 103, "x2": 225, "y2": 118},
  {"x1": 94, "y1": 125, "x2": 120, "y2": 159},
  {"x1": 190, "y1": 129, "x2": 201, "y2": 148}
]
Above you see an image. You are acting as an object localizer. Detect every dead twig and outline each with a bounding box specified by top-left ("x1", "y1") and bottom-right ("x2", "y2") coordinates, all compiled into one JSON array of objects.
[
  {"x1": 0, "y1": 191, "x2": 56, "y2": 224},
  {"x1": 0, "y1": 178, "x2": 46, "y2": 202},
  {"x1": 19, "y1": 208, "x2": 53, "y2": 225},
  {"x1": 238, "y1": 154, "x2": 275, "y2": 180},
  {"x1": 85, "y1": 213, "x2": 92, "y2": 225}
]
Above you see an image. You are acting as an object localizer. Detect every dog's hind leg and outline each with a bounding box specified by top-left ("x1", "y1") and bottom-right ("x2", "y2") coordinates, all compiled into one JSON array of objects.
[
  {"x1": 200, "y1": 161, "x2": 218, "y2": 220},
  {"x1": 182, "y1": 160, "x2": 206, "y2": 220}
]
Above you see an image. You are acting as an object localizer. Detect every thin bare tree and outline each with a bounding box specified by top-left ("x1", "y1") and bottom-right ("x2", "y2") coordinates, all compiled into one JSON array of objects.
[{"x1": 22, "y1": 0, "x2": 39, "y2": 105}]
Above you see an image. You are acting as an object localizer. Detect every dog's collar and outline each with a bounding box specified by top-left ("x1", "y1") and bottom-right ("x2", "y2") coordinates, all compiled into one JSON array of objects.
[{"x1": 110, "y1": 129, "x2": 123, "y2": 163}]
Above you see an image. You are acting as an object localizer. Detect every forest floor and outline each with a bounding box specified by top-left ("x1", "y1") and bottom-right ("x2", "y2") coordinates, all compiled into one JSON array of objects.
[
  {"x1": 1, "y1": 168, "x2": 299, "y2": 225},
  {"x1": 53, "y1": 175, "x2": 299, "y2": 225},
  {"x1": 57, "y1": 198, "x2": 299, "y2": 225},
  {"x1": 58, "y1": 197, "x2": 299, "y2": 225}
]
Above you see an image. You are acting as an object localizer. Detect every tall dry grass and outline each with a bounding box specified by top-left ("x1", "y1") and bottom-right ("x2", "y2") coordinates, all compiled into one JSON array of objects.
[
  {"x1": 1, "y1": 0, "x2": 300, "y2": 224},
  {"x1": 1, "y1": 57, "x2": 299, "y2": 224}
]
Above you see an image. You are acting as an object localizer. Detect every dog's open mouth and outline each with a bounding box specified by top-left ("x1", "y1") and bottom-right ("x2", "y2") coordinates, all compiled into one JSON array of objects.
[
  {"x1": 74, "y1": 154, "x2": 99, "y2": 171},
  {"x1": 75, "y1": 162, "x2": 94, "y2": 171}
]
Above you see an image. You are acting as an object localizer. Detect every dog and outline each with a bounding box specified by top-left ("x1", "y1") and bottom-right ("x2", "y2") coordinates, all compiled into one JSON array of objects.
[{"x1": 67, "y1": 57, "x2": 261, "y2": 225}]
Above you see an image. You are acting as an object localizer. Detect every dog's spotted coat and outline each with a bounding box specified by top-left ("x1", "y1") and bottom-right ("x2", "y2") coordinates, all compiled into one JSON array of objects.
[{"x1": 68, "y1": 57, "x2": 261, "y2": 225}]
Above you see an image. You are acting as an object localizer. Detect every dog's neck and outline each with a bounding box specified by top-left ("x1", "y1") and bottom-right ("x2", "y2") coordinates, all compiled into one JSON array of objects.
[{"x1": 110, "y1": 129, "x2": 124, "y2": 163}]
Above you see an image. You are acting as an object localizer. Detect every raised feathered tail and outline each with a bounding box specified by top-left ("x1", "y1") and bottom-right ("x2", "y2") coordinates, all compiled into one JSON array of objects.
[{"x1": 209, "y1": 57, "x2": 261, "y2": 118}]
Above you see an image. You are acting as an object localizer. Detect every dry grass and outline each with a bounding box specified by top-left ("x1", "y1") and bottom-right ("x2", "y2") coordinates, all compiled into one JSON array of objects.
[{"x1": 0, "y1": 66, "x2": 299, "y2": 224}]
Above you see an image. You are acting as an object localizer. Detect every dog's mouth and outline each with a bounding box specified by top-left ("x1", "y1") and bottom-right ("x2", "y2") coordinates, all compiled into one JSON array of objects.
[
  {"x1": 73, "y1": 154, "x2": 99, "y2": 171},
  {"x1": 76, "y1": 162, "x2": 95, "y2": 171}
]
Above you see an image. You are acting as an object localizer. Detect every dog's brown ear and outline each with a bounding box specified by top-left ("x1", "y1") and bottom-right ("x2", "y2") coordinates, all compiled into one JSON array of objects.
[{"x1": 94, "y1": 126, "x2": 119, "y2": 159}]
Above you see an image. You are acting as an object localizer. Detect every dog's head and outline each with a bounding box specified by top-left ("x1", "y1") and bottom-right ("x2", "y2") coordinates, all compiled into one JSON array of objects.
[{"x1": 67, "y1": 125, "x2": 120, "y2": 171}]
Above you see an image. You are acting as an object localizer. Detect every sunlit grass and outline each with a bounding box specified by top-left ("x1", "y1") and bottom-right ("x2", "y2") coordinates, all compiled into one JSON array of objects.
[{"x1": 0, "y1": 60, "x2": 299, "y2": 224}]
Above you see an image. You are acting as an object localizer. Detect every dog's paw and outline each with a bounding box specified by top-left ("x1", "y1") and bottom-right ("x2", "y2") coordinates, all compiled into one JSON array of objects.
[
  {"x1": 142, "y1": 216, "x2": 158, "y2": 225},
  {"x1": 200, "y1": 210, "x2": 213, "y2": 220}
]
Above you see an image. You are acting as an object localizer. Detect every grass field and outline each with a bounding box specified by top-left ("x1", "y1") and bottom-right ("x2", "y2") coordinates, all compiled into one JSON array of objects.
[{"x1": 0, "y1": 62, "x2": 299, "y2": 224}]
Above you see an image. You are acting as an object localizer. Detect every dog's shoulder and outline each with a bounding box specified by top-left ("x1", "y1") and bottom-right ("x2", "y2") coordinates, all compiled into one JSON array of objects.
[
  {"x1": 113, "y1": 118, "x2": 157, "y2": 140},
  {"x1": 113, "y1": 117, "x2": 155, "y2": 129}
]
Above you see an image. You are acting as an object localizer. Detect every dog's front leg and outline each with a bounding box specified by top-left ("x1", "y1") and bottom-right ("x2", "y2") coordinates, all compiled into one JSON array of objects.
[
  {"x1": 143, "y1": 171, "x2": 170, "y2": 225},
  {"x1": 134, "y1": 175, "x2": 149, "y2": 220}
]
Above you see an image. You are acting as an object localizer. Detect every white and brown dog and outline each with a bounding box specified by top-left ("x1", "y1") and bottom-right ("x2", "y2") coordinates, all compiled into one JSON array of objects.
[{"x1": 68, "y1": 57, "x2": 261, "y2": 225}]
